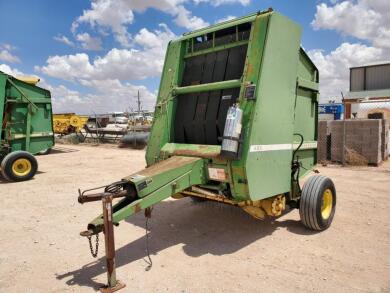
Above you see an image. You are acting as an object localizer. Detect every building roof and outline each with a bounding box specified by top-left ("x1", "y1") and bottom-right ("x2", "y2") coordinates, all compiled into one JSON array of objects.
[
  {"x1": 350, "y1": 61, "x2": 390, "y2": 69},
  {"x1": 345, "y1": 89, "x2": 390, "y2": 100}
]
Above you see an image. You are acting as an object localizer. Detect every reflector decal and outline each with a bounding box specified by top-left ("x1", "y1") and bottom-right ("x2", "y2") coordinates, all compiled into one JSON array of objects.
[{"x1": 249, "y1": 142, "x2": 317, "y2": 152}]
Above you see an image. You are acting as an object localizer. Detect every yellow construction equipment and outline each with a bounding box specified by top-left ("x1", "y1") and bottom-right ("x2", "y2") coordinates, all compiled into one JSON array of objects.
[{"x1": 53, "y1": 113, "x2": 89, "y2": 135}]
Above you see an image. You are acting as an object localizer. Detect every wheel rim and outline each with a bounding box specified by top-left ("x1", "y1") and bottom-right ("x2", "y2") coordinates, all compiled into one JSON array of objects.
[
  {"x1": 12, "y1": 158, "x2": 32, "y2": 177},
  {"x1": 321, "y1": 189, "x2": 333, "y2": 220}
]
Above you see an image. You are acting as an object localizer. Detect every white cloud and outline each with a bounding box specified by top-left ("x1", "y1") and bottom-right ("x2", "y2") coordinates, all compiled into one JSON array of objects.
[
  {"x1": 194, "y1": 0, "x2": 250, "y2": 6},
  {"x1": 215, "y1": 15, "x2": 236, "y2": 24},
  {"x1": 54, "y1": 35, "x2": 75, "y2": 47},
  {"x1": 71, "y1": 0, "x2": 209, "y2": 46},
  {"x1": 36, "y1": 25, "x2": 175, "y2": 113},
  {"x1": 46, "y1": 84, "x2": 87, "y2": 113},
  {"x1": 54, "y1": 33, "x2": 102, "y2": 51},
  {"x1": 174, "y1": 5, "x2": 209, "y2": 30},
  {"x1": 0, "y1": 50, "x2": 20, "y2": 63},
  {"x1": 73, "y1": 0, "x2": 134, "y2": 47},
  {"x1": 70, "y1": 0, "x2": 252, "y2": 47},
  {"x1": 0, "y1": 64, "x2": 24, "y2": 76},
  {"x1": 38, "y1": 24, "x2": 175, "y2": 82},
  {"x1": 1, "y1": 44, "x2": 15, "y2": 51},
  {"x1": 76, "y1": 33, "x2": 102, "y2": 50},
  {"x1": 45, "y1": 79, "x2": 156, "y2": 114},
  {"x1": 310, "y1": 0, "x2": 390, "y2": 101},
  {"x1": 0, "y1": 44, "x2": 20, "y2": 63},
  {"x1": 312, "y1": 0, "x2": 390, "y2": 48},
  {"x1": 79, "y1": 79, "x2": 156, "y2": 112}
]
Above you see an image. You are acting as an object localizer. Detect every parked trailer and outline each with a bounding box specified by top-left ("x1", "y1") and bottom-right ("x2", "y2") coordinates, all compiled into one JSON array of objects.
[
  {"x1": 78, "y1": 9, "x2": 336, "y2": 291},
  {"x1": 0, "y1": 71, "x2": 54, "y2": 181}
]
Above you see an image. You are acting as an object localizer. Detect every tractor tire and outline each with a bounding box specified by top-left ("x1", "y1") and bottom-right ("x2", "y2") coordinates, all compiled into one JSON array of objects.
[
  {"x1": 299, "y1": 175, "x2": 336, "y2": 231},
  {"x1": 0, "y1": 158, "x2": 10, "y2": 181},
  {"x1": 1, "y1": 151, "x2": 38, "y2": 182}
]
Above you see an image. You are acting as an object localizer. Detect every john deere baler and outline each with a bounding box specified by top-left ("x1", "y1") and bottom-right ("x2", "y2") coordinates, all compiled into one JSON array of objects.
[
  {"x1": 0, "y1": 71, "x2": 54, "y2": 181},
  {"x1": 78, "y1": 9, "x2": 336, "y2": 291}
]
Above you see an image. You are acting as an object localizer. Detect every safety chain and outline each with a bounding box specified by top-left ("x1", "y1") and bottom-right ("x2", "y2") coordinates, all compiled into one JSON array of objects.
[{"x1": 87, "y1": 234, "x2": 99, "y2": 258}]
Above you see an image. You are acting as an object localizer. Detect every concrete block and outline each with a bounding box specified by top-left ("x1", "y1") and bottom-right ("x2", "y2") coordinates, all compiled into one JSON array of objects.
[
  {"x1": 381, "y1": 119, "x2": 389, "y2": 160},
  {"x1": 328, "y1": 119, "x2": 383, "y2": 165},
  {"x1": 318, "y1": 121, "x2": 329, "y2": 161}
]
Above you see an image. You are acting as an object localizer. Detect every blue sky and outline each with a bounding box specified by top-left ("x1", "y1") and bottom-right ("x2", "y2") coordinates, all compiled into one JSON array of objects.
[{"x1": 0, "y1": 0, "x2": 388, "y2": 113}]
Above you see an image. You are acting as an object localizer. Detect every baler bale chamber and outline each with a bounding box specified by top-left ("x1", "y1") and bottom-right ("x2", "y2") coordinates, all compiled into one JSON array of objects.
[{"x1": 78, "y1": 9, "x2": 336, "y2": 291}]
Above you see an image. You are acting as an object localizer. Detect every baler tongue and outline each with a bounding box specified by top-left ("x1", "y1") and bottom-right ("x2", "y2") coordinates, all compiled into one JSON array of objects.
[
  {"x1": 82, "y1": 155, "x2": 206, "y2": 234},
  {"x1": 125, "y1": 155, "x2": 205, "y2": 200},
  {"x1": 78, "y1": 155, "x2": 205, "y2": 292}
]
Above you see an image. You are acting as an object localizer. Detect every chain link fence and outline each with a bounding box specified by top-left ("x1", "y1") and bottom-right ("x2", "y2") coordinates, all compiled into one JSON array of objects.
[{"x1": 318, "y1": 100, "x2": 390, "y2": 166}]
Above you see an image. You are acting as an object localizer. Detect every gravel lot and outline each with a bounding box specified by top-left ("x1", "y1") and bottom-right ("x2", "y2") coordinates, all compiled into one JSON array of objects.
[{"x1": 0, "y1": 144, "x2": 389, "y2": 293}]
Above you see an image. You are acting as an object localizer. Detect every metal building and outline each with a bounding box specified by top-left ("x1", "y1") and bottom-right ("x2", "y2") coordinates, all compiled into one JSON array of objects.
[
  {"x1": 350, "y1": 62, "x2": 390, "y2": 91},
  {"x1": 345, "y1": 62, "x2": 390, "y2": 118}
]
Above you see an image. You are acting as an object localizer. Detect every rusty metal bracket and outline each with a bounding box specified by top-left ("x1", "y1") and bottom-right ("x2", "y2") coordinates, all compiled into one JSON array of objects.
[{"x1": 99, "y1": 194, "x2": 126, "y2": 292}]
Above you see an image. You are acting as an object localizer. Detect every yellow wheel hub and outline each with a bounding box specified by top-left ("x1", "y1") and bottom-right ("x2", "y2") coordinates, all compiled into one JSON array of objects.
[
  {"x1": 12, "y1": 158, "x2": 32, "y2": 177},
  {"x1": 321, "y1": 189, "x2": 333, "y2": 220}
]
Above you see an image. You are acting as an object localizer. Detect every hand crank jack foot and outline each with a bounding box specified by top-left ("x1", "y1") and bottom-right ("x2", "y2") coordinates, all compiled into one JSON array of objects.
[
  {"x1": 100, "y1": 195, "x2": 126, "y2": 292},
  {"x1": 100, "y1": 280, "x2": 126, "y2": 293}
]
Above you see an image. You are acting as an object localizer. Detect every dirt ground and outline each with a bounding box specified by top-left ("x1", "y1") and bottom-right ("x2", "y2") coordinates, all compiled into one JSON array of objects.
[{"x1": 0, "y1": 144, "x2": 389, "y2": 293}]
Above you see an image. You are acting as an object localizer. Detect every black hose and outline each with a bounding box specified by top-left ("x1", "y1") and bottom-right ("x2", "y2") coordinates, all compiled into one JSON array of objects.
[
  {"x1": 104, "y1": 180, "x2": 127, "y2": 194},
  {"x1": 292, "y1": 133, "x2": 304, "y2": 193},
  {"x1": 292, "y1": 133, "x2": 304, "y2": 160}
]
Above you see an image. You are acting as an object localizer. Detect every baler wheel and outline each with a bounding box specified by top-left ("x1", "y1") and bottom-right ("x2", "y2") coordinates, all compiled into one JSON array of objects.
[
  {"x1": 1, "y1": 151, "x2": 38, "y2": 182},
  {"x1": 299, "y1": 175, "x2": 336, "y2": 231}
]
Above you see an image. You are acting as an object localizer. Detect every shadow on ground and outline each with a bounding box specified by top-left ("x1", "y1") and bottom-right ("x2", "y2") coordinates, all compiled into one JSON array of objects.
[
  {"x1": 49, "y1": 146, "x2": 80, "y2": 154},
  {"x1": 0, "y1": 171, "x2": 45, "y2": 184},
  {"x1": 56, "y1": 198, "x2": 316, "y2": 290}
]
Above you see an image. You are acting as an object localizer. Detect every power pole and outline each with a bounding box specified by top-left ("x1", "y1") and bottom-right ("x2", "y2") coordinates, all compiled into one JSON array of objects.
[{"x1": 135, "y1": 90, "x2": 141, "y2": 114}]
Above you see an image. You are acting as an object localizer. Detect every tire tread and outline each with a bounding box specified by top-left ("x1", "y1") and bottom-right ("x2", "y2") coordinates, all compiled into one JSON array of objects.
[{"x1": 300, "y1": 175, "x2": 331, "y2": 231}]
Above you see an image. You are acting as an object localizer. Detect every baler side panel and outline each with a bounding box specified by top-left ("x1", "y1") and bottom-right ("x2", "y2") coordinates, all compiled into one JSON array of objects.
[
  {"x1": 246, "y1": 13, "x2": 302, "y2": 200},
  {"x1": 230, "y1": 14, "x2": 270, "y2": 199},
  {"x1": 146, "y1": 41, "x2": 185, "y2": 166},
  {"x1": 0, "y1": 73, "x2": 54, "y2": 155},
  {"x1": 293, "y1": 50, "x2": 319, "y2": 177}
]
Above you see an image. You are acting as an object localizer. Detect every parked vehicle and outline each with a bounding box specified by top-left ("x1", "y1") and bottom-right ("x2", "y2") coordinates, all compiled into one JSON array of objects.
[{"x1": 109, "y1": 112, "x2": 128, "y2": 124}]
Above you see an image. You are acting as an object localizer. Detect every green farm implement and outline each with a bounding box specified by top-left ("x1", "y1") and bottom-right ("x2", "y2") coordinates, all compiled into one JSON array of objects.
[
  {"x1": 0, "y1": 71, "x2": 54, "y2": 181},
  {"x1": 78, "y1": 9, "x2": 336, "y2": 292}
]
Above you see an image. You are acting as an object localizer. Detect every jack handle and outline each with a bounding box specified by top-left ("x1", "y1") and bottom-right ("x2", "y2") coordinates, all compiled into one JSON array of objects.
[{"x1": 78, "y1": 190, "x2": 127, "y2": 204}]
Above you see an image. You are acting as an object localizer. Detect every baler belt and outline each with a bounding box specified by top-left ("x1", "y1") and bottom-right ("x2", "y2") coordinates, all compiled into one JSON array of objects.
[
  {"x1": 174, "y1": 45, "x2": 247, "y2": 145},
  {"x1": 193, "y1": 52, "x2": 217, "y2": 144},
  {"x1": 175, "y1": 54, "x2": 206, "y2": 142}
]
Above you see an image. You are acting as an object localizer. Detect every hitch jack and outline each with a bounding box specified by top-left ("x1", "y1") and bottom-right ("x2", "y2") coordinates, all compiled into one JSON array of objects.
[{"x1": 79, "y1": 191, "x2": 127, "y2": 293}]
